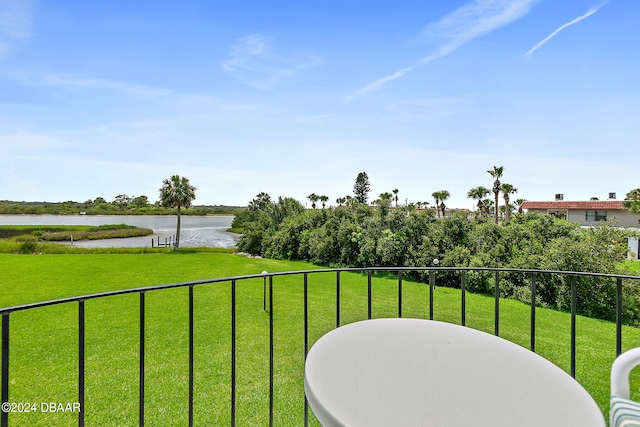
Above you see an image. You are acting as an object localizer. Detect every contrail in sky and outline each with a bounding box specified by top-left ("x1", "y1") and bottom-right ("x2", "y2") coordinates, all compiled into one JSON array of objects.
[
  {"x1": 351, "y1": 0, "x2": 538, "y2": 98},
  {"x1": 525, "y1": 3, "x2": 607, "y2": 56}
]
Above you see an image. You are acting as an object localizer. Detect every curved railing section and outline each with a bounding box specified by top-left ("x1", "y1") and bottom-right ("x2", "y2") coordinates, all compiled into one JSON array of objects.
[{"x1": 1, "y1": 267, "x2": 639, "y2": 426}]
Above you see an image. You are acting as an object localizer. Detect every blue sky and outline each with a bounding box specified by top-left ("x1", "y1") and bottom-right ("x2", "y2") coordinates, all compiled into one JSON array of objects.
[{"x1": 1, "y1": 0, "x2": 638, "y2": 210}]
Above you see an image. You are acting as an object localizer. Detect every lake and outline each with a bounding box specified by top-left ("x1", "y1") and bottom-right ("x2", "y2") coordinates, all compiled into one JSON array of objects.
[{"x1": 0, "y1": 215, "x2": 237, "y2": 248}]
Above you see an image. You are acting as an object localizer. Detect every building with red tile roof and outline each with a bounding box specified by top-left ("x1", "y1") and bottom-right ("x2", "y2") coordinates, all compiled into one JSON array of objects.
[{"x1": 521, "y1": 195, "x2": 640, "y2": 227}]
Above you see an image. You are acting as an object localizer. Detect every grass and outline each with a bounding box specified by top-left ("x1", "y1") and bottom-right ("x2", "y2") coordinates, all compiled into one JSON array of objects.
[
  {"x1": 1, "y1": 252, "x2": 639, "y2": 425},
  {"x1": 624, "y1": 260, "x2": 640, "y2": 274},
  {"x1": 0, "y1": 224, "x2": 153, "y2": 243}
]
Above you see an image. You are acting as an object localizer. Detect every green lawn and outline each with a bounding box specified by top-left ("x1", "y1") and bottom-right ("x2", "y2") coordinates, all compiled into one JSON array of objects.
[
  {"x1": 624, "y1": 260, "x2": 640, "y2": 274},
  {"x1": 1, "y1": 252, "x2": 639, "y2": 426}
]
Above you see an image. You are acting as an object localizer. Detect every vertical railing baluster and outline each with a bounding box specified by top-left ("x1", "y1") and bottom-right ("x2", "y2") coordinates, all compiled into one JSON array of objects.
[
  {"x1": 78, "y1": 300, "x2": 85, "y2": 427},
  {"x1": 616, "y1": 277, "x2": 623, "y2": 356},
  {"x1": 398, "y1": 271, "x2": 403, "y2": 319},
  {"x1": 336, "y1": 272, "x2": 341, "y2": 328},
  {"x1": 139, "y1": 292, "x2": 145, "y2": 427},
  {"x1": 269, "y1": 276, "x2": 274, "y2": 427},
  {"x1": 530, "y1": 274, "x2": 536, "y2": 352},
  {"x1": 2, "y1": 313, "x2": 9, "y2": 427},
  {"x1": 188, "y1": 286, "x2": 194, "y2": 427},
  {"x1": 367, "y1": 271, "x2": 372, "y2": 320},
  {"x1": 263, "y1": 273, "x2": 267, "y2": 312},
  {"x1": 494, "y1": 271, "x2": 500, "y2": 336},
  {"x1": 303, "y1": 273, "x2": 309, "y2": 427},
  {"x1": 461, "y1": 272, "x2": 466, "y2": 327},
  {"x1": 231, "y1": 280, "x2": 237, "y2": 427},
  {"x1": 570, "y1": 275, "x2": 577, "y2": 378},
  {"x1": 429, "y1": 272, "x2": 435, "y2": 320}
]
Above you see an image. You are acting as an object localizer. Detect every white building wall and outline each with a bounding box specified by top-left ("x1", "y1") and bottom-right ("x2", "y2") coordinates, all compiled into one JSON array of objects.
[
  {"x1": 609, "y1": 211, "x2": 640, "y2": 227},
  {"x1": 629, "y1": 238, "x2": 639, "y2": 260},
  {"x1": 526, "y1": 209, "x2": 640, "y2": 228},
  {"x1": 575, "y1": 210, "x2": 640, "y2": 227}
]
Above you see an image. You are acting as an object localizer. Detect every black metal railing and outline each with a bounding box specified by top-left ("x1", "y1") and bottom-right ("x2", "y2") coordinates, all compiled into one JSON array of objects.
[{"x1": 1, "y1": 267, "x2": 639, "y2": 426}]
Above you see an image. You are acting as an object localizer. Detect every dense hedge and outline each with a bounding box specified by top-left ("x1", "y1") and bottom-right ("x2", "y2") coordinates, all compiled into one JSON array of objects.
[{"x1": 233, "y1": 196, "x2": 640, "y2": 324}]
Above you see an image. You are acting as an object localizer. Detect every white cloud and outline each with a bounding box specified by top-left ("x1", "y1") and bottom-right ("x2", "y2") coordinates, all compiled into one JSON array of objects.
[
  {"x1": 221, "y1": 34, "x2": 322, "y2": 90},
  {"x1": 525, "y1": 3, "x2": 607, "y2": 56},
  {"x1": 0, "y1": 0, "x2": 35, "y2": 56},
  {"x1": 40, "y1": 73, "x2": 172, "y2": 97},
  {"x1": 2, "y1": 69, "x2": 173, "y2": 97},
  {"x1": 351, "y1": 65, "x2": 418, "y2": 98},
  {"x1": 353, "y1": 0, "x2": 539, "y2": 97}
]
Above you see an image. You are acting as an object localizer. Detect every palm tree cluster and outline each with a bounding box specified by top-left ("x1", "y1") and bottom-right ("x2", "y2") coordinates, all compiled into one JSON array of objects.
[
  {"x1": 309, "y1": 168, "x2": 522, "y2": 223},
  {"x1": 466, "y1": 166, "x2": 522, "y2": 223},
  {"x1": 431, "y1": 190, "x2": 450, "y2": 218},
  {"x1": 307, "y1": 193, "x2": 329, "y2": 209}
]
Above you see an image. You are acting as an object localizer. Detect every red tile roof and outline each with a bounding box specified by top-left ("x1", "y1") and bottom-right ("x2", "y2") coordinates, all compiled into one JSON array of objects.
[{"x1": 521, "y1": 201, "x2": 625, "y2": 210}]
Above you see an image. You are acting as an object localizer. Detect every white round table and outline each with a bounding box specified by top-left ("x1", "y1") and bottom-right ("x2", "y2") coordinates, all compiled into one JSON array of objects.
[{"x1": 304, "y1": 318, "x2": 605, "y2": 427}]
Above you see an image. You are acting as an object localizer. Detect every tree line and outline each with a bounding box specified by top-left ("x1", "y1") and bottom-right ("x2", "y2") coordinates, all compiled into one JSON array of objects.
[
  {"x1": 233, "y1": 169, "x2": 640, "y2": 324},
  {"x1": 305, "y1": 168, "x2": 524, "y2": 223},
  {"x1": 0, "y1": 196, "x2": 241, "y2": 216}
]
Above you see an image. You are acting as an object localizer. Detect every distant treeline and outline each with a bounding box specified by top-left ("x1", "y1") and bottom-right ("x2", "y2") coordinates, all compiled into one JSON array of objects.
[{"x1": 0, "y1": 199, "x2": 244, "y2": 216}]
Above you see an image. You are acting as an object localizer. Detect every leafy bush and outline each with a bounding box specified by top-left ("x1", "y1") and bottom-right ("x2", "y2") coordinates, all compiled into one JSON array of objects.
[{"x1": 235, "y1": 193, "x2": 640, "y2": 323}]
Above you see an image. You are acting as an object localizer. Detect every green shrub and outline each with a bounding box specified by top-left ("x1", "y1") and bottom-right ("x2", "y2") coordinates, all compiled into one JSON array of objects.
[
  {"x1": 234, "y1": 194, "x2": 640, "y2": 323},
  {"x1": 18, "y1": 239, "x2": 38, "y2": 254}
]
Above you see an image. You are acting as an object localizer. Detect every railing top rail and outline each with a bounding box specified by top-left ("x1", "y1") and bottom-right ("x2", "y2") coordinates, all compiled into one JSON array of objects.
[{"x1": 1, "y1": 266, "x2": 638, "y2": 315}]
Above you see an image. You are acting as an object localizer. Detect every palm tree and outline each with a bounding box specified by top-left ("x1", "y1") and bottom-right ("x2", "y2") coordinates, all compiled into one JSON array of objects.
[
  {"x1": 392, "y1": 189, "x2": 399, "y2": 207},
  {"x1": 432, "y1": 190, "x2": 450, "y2": 218},
  {"x1": 249, "y1": 192, "x2": 271, "y2": 210},
  {"x1": 377, "y1": 192, "x2": 393, "y2": 205},
  {"x1": 159, "y1": 175, "x2": 197, "y2": 250},
  {"x1": 467, "y1": 186, "x2": 491, "y2": 218},
  {"x1": 439, "y1": 190, "x2": 450, "y2": 218},
  {"x1": 336, "y1": 197, "x2": 346, "y2": 207},
  {"x1": 515, "y1": 198, "x2": 526, "y2": 214},
  {"x1": 487, "y1": 166, "x2": 504, "y2": 224},
  {"x1": 320, "y1": 195, "x2": 329, "y2": 209},
  {"x1": 431, "y1": 191, "x2": 441, "y2": 218},
  {"x1": 308, "y1": 193, "x2": 319, "y2": 209},
  {"x1": 501, "y1": 183, "x2": 518, "y2": 222},
  {"x1": 481, "y1": 199, "x2": 494, "y2": 217}
]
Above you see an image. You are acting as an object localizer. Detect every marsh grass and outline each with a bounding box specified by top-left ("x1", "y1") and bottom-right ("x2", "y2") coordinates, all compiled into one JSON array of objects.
[
  {"x1": 0, "y1": 224, "x2": 155, "y2": 255},
  {"x1": 1, "y1": 253, "x2": 639, "y2": 425}
]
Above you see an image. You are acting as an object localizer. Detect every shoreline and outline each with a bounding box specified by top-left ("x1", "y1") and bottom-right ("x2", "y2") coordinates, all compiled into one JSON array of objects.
[
  {"x1": 1, "y1": 214, "x2": 238, "y2": 248},
  {"x1": 61, "y1": 229, "x2": 240, "y2": 249}
]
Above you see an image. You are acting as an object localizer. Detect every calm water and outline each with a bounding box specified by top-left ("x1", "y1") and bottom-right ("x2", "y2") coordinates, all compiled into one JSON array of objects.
[{"x1": 0, "y1": 215, "x2": 237, "y2": 248}]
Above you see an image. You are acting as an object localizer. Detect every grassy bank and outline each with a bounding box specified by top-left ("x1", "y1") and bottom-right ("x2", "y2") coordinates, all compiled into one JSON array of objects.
[
  {"x1": 0, "y1": 252, "x2": 638, "y2": 425},
  {"x1": 0, "y1": 224, "x2": 153, "y2": 242},
  {"x1": 0, "y1": 225, "x2": 158, "y2": 254}
]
